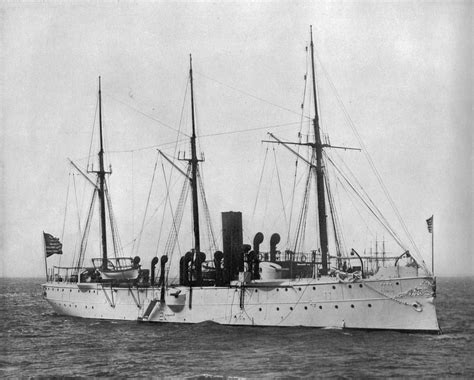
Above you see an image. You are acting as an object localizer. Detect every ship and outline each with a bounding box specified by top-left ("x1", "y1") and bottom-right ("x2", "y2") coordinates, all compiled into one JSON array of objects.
[{"x1": 42, "y1": 28, "x2": 440, "y2": 333}]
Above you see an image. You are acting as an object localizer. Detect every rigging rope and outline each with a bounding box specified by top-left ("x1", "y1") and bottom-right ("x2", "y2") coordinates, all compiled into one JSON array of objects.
[
  {"x1": 71, "y1": 173, "x2": 83, "y2": 269},
  {"x1": 324, "y1": 168, "x2": 344, "y2": 262},
  {"x1": 261, "y1": 160, "x2": 276, "y2": 231},
  {"x1": 147, "y1": 76, "x2": 191, "y2": 287},
  {"x1": 163, "y1": 166, "x2": 190, "y2": 283},
  {"x1": 200, "y1": 121, "x2": 301, "y2": 138},
  {"x1": 197, "y1": 167, "x2": 218, "y2": 253},
  {"x1": 251, "y1": 146, "x2": 269, "y2": 224},
  {"x1": 329, "y1": 150, "x2": 396, "y2": 236},
  {"x1": 86, "y1": 94, "x2": 98, "y2": 171},
  {"x1": 330, "y1": 168, "x2": 352, "y2": 253},
  {"x1": 162, "y1": 166, "x2": 190, "y2": 258},
  {"x1": 76, "y1": 121, "x2": 300, "y2": 159},
  {"x1": 105, "y1": 182, "x2": 124, "y2": 258},
  {"x1": 154, "y1": 160, "x2": 167, "y2": 256},
  {"x1": 105, "y1": 92, "x2": 190, "y2": 138},
  {"x1": 325, "y1": 153, "x2": 407, "y2": 251},
  {"x1": 287, "y1": 47, "x2": 310, "y2": 247},
  {"x1": 293, "y1": 164, "x2": 314, "y2": 253},
  {"x1": 131, "y1": 151, "x2": 135, "y2": 255},
  {"x1": 315, "y1": 51, "x2": 426, "y2": 269},
  {"x1": 154, "y1": 79, "x2": 190, "y2": 255},
  {"x1": 58, "y1": 173, "x2": 71, "y2": 268},
  {"x1": 134, "y1": 152, "x2": 159, "y2": 257},
  {"x1": 196, "y1": 70, "x2": 310, "y2": 119},
  {"x1": 273, "y1": 147, "x2": 288, "y2": 229},
  {"x1": 76, "y1": 188, "x2": 97, "y2": 271}
]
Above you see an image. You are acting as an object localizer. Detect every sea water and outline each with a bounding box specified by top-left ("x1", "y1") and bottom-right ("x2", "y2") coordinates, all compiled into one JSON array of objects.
[{"x1": 1, "y1": 277, "x2": 473, "y2": 378}]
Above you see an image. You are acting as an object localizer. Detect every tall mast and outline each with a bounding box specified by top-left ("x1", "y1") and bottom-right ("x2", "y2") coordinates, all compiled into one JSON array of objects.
[
  {"x1": 310, "y1": 26, "x2": 329, "y2": 275},
  {"x1": 98, "y1": 76, "x2": 108, "y2": 269},
  {"x1": 189, "y1": 55, "x2": 201, "y2": 256}
]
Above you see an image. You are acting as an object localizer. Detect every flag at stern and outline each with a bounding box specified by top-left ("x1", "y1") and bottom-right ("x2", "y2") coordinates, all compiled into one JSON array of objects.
[
  {"x1": 426, "y1": 216, "x2": 433, "y2": 233},
  {"x1": 43, "y1": 232, "x2": 63, "y2": 257}
]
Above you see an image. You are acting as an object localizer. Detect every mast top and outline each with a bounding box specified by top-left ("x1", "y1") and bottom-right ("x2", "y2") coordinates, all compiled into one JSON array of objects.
[{"x1": 97, "y1": 75, "x2": 108, "y2": 269}]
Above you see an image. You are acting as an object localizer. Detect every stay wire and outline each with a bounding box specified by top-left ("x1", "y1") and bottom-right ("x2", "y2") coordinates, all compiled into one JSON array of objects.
[
  {"x1": 197, "y1": 168, "x2": 218, "y2": 253},
  {"x1": 196, "y1": 70, "x2": 310, "y2": 120},
  {"x1": 104, "y1": 91, "x2": 190, "y2": 138},
  {"x1": 261, "y1": 155, "x2": 277, "y2": 231},
  {"x1": 324, "y1": 168, "x2": 343, "y2": 262},
  {"x1": 200, "y1": 121, "x2": 301, "y2": 139},
  {"x1": 87, "y1": 94, "x2": 98, "y2": 171},
  {"x1": 273, "y1": 147, "x2": 288, "y2": 229},
  {"x1": 293, "y1": 165, "x2": 313, "y2": 254},
  {"x1": 251, "y1": 146, "x2": 269, "y2": 224},
  {"x1": 315, "y1": 51, "x2": 424, "y2": 265},
  {"x1": 325, "y1": 153, "x2": 406, "y2": 250},
  {"x1": 326, "y1": 149, "x2": 407, "y2": 252},
  {"x1": 134, "y1": 151, "x2": 160, "y2": 257},
  {"x1": 330, "y1": 150, "x2": 397, "y2": 243},
  {"x1": 105, "y1": 182, "x2": 122, "y2": 258},
  {"x1": 287, "y1": 45, "x2": 310, "y2": 246},
  {"x1": 59, "y1": 173, "x2": 72, "y2": 268}
]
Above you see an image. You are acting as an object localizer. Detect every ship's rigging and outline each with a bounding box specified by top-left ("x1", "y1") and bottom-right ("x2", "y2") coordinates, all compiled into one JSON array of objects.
[
  {"x1": 254, "y1": 27, "x2": 429, "y2": 274},
  {"x1": 41, "y1": 27, "x2": 440, "y2": 333},
  {"x1": 58, "y1": 28, "x2": 430, "y2": 278}
]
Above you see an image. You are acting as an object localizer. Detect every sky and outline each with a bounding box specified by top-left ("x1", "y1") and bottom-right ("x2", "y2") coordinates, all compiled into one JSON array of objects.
[{"x1": 0, "y1": 1, "x2": 472, "y2": 278}]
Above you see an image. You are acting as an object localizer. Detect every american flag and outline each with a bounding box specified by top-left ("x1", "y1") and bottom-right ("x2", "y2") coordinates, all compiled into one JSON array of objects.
[
  {"x1": 43, "y1": 232, "x2": 63, "y2": 257},
  {"x1": 426, "y1": 216, "x2": 433, "y2": 234}
]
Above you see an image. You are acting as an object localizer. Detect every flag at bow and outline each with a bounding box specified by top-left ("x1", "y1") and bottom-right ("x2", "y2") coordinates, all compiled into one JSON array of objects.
[
  {"x1": 426, "y1": 216, "x2": 433, "y2": 234},
  {"x1": 43, "y1": 232, "x2": 63, "y2": 257}
]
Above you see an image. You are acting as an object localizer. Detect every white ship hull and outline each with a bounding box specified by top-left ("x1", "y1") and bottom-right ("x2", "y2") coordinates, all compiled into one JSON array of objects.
[{"x1": 42, "y1": 275, "x2": 440, "y2": 332}]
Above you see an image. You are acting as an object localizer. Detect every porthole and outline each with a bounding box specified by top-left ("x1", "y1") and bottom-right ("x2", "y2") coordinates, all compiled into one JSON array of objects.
[
  {"x1": 348, "y1": 285, "x2": 352, "y2": 289},
  {"x1": 395, "y1": 282, "x2": 399, "y2": 285},
  {"x1": 304, "y1": 306, "x2": 308, "y2": 310},
  {"x1": 319, "y1": 305, "x2": 322, "y2": 310},
  {"x1": 335, "y1": 305, "x2": 338, "y2": 309},
  {"x1": 368, "y1": 304, "x2": 372, "y2": 308},
  {"x1": 290, "y1": 307, "x2": 293, "y2": 311},
  {"x1": 359, "y1": 284, "x2": 363, "y2": 288},
  {"x1": 255, "y1": 289, "x2": 258, "y2": 293},
  {"x1": 351, "y1": 304, "x2": 355, "y2": 308},
  {"x1": 276, "y1": 307, "x2": 280, "y2": 311},
  {"x1": 298, "y1": 287, "x2": 302, "y2": 291},
  {"x1": 285, "y1": 288, "x2": 288, "y2": 292},
  {"x1": 259, "y1": 308, "x2": 262, "y2": 311},
  {"x1": 313, "y1": 287, "x2": 316, "y2": 290},
  {"x1": 332, "y1": 286, "x2": 336, "y2": 290},
  {"x1": 277, "y1": 289, "x2": 279, "y2": 292}
]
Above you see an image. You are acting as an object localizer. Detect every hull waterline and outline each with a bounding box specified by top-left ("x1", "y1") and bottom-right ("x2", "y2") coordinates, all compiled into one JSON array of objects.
[{"x1": 42, "y1": 275, "x2": 440, "y2": 333}]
